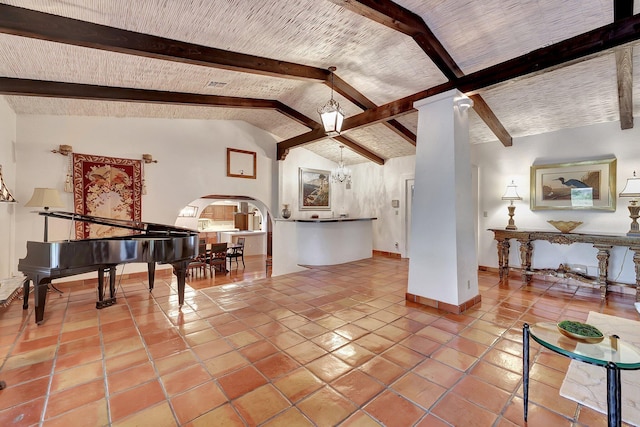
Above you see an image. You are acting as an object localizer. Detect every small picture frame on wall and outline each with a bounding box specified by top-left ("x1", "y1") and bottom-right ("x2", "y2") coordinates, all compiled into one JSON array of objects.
[
  {"x1": 227, "y1": 148, "x2": 256, "y2": 179},
  {"x1": 299, "y1": 168, "x2": 331, "y2": 210},
  {"x1": 530, "y1": 157, "x2": 616, "y2": 211}
]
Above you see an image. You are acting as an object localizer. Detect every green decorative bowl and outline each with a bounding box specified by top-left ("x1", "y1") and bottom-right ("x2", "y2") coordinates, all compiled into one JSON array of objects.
[{"x1": 557, "y1": 320, "x2": 603, "y2": 343}]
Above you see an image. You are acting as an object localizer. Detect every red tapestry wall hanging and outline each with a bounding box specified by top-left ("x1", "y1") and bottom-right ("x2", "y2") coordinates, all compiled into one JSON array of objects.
[{"x1": 72, "y1": 153, "x2": 142, "y2": 239}]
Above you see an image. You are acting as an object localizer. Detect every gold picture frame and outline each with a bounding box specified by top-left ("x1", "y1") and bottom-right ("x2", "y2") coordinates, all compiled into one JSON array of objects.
[
  {"x1": 530, "y1": 158, "x2": 616, "y2": 211},
  {"x1": 226, "y1": 148, "x2": 256, "y2": 179},
  {"x1": 299, "y1": 168, "x2": 331, "y2": 210}
]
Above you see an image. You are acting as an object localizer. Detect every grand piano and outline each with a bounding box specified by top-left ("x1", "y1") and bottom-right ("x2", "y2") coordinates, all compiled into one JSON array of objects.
[{"x1": 18, "y1": 211, "x2": 199, "y2": 324}]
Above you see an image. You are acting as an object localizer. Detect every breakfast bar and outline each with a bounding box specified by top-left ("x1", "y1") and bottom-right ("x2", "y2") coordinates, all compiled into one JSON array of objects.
[{"x1": 294, "y1": 217, "x2": 377, "y2": 265}]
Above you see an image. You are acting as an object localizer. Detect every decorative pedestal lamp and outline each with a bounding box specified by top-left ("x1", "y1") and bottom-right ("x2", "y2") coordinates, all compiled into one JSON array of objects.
[
  {"x1": 502, "y1": 180, "x2": 522, "y2": 230},
  {"x1": 24, "y1": 188, "x2": 65, "y2": 242},
  {"x1": 619, "y1": 171, "x2": 640, "y2": 235}
]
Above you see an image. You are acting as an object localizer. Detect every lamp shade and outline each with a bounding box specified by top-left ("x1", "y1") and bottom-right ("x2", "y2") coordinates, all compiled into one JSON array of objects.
[
  {"x1": 501, "y1": 181, "x2": 522, "y2": 201},
  {"x1": 24, "y1": 188, "x2": 64, "y2": 209},
  {"x1": 319, "y1": 99, "x2": 345, "y2": 134},
  {"x1": 619, "y1": 172, "x2": 640, "y2": 197}
]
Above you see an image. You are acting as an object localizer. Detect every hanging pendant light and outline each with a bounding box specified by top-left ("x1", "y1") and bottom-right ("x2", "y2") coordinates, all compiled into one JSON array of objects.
[
  {"x1": 318, "y1": 66, "x2": 345, "y2": 135},
  {"x1": 331, "y1": 145, "x2": 352, "y2": 184}
]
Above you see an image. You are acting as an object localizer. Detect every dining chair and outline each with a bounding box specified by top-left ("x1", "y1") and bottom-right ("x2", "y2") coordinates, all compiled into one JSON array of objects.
[
  {"x1": 209, "y1": 242, "x2": 228, "y2": 274},
  {"x1": 188, "y1": 239, "x2": 210, "y2": 277},
  {"x1": 226, "y1": 237, "x2": 245, "y2": 270}
]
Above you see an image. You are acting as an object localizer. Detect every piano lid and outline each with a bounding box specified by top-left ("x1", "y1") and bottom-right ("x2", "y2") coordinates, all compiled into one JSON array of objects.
[{"x1": 38, "y1": 211, "x2": 197, "y2": 237}]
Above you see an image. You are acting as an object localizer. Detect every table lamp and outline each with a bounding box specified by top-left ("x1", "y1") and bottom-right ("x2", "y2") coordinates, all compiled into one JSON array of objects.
[
  {"x1": 25, "y1": 188, "x2": 65, "y2": 242},
  {"x1": 501, "y1": 180, "x2": 522, "y2": 230},
  {"x1": 619, "y1": 171, "x2": 640, "y2": 235}
]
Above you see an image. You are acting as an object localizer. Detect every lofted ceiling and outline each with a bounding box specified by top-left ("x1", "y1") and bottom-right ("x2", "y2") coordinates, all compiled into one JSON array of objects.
[{"x1": 0, "y1": 0, "x2": 639, "y2": 166}]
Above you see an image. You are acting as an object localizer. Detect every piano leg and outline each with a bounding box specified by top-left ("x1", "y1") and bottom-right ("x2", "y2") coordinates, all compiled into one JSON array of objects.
[
  {"x1": 97, "y1": 268, "x2": 105, "y2": 303},
  {"x1": 147, "y1": 262, "x2": 155, "y2": 291},
  {"x1": 22, "y1": 276, "x2": 30, "y2": 310},
  {"x1": 108, "y1": 266, "x2": 116, "y2": 300},
  {"x1": 172, "y1": 260, "x2": 189, "y2": 307},
  {"x1": 35, "y1": 281, "x2": 48, "y2": 325},
  {"x1": 96, "y1": 266, "x2": 117, "y2": 309}
]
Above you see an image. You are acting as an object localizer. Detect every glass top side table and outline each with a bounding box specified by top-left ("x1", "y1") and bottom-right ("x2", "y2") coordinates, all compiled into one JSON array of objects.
[{"x1": 523, "y1": 322, "x2": 640, "y2": 427}]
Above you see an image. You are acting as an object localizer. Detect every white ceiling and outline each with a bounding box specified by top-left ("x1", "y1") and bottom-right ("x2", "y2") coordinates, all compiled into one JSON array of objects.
[{"x1": 0, "y1": 0, "x2": 638, "y2": 165}]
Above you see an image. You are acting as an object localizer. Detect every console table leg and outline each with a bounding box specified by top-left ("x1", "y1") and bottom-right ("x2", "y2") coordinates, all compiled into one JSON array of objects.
[
  {"x1": 523, "y1": 323, "x2": 530, "y2": 422},
  {"x1": 632, "y1": 248, "x2": 640, "y2": 302},
  {"x1": 497, "y1": 239, "x2": 510, "y2": 279},
  {"x1": 518, "y1": 239, "x2": 533, "y2": 283},
  {"x1": 606, "y1": 361, "x2": 621, "y2": 427},
  {"x1": 595, "y1": 245, "x2": 612, "y2": 299}
]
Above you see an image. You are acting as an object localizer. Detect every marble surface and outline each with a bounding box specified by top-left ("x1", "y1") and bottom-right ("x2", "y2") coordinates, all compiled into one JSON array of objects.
[{"x1": 559, "y1": 312, "x2": 640, "y2": 426}]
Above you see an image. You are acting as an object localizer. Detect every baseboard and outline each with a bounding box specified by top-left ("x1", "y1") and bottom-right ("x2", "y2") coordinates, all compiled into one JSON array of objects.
[
  {"x1": 405, "y1": 292, "x2": 482, "y2": 314},
  {"x1": 373, "y1": 250, "x2": 401, "y2": 259}
]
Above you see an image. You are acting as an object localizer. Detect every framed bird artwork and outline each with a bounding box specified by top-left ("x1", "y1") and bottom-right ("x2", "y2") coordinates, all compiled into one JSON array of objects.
[{"x1": 530, "y1": 158, "x2": 616, "y2": 211}]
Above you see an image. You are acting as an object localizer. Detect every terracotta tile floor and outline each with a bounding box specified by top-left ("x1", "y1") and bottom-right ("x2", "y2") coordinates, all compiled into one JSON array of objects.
[{"x1": 1, "y1": 255, "x2": 639, "y2": 426}]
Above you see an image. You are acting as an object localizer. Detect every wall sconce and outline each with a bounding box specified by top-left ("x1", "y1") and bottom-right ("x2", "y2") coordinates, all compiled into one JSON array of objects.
[
  {"x1": 619, "y1": 171, "x2": 640, "y2": 235},
  {"x1": 454, "y1": 95, "x2": 474, "y2": 112},
  {"x1": 24, "y1": 188, "x2": 65, "y2": 242},
  {"x1": 142, "y1": 154, "x2": 157, "y2": 164},
  {"x1": 501, "y1": 180, "x2": 522, "y2": 230},
  {"x1": 51, "y1": 144, "x2": 73, "y2": 156},
  {"x1": 0, "y1": 165, "x2": 17, "y2": 203}
]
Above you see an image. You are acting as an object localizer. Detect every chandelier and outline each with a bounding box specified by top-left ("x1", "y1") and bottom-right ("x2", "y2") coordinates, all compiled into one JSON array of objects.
[
  {"x1": 331, "y1": 145, "x2": 352, "y2": 184},
  {"x1": 318, "y1": 66, "x2": 345, "y2": 135}
]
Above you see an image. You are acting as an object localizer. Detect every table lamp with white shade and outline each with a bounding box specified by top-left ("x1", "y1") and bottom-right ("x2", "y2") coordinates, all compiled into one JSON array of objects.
[
  {"x1": 24, "y1": 188, "x2": 65, "y2": 242},
  {"x1": 501, "y1": 180, "x2": 522, "y2": 230},
  {"x1": 619, "y1": 171, "x2": 640, "y2": 236}
]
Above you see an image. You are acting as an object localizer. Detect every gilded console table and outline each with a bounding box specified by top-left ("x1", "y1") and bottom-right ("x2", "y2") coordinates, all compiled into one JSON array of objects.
[{"x1": 490, "y1": 229, "x2": 640, "y2": 300}]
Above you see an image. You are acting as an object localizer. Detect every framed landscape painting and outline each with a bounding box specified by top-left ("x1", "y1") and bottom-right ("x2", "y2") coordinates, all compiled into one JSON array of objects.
[
  {"x1": 530, "y1": 158, "x2": 616, "y2": 211},
  {"x1": 299, "y1": 168, "x2": 331, "y2": 210}
]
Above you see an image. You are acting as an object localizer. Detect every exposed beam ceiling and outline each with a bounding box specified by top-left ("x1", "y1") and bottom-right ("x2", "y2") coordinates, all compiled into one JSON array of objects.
[
  {"x1": 279, "y1": 12, "x2": 640, "y2": 150},
  {"x1": 0, "y1": 4, "x2": 328, "y2": 81},
  {"x1": 0, "y1": 3, "x2": 392, "y2": 164},
  {"x1": 330, "y1": 0, "x2": 512, "y2": 147}
]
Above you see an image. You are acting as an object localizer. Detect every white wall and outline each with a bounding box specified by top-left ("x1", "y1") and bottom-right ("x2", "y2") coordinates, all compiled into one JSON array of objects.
[
  {"x1": 279, "y1": 147, "x2": 343, "y2": 218},
  {"x1": 0, "y1": 97, "x2": 17, "y2": 278},
  {"x1": 348, "y1": 156, "x2": 416, "y2": 256},
  {"x1": 474, "y1": 120, "x2": 640, "y2": 284},
  {"x1": 12, "y1": 115, "x2": 276, "y2": 275}
]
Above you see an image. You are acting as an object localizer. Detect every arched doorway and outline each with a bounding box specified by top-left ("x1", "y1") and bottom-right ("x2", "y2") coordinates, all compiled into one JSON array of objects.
[{"x1": 175, "y1": 194, "x2": 273, "y2": 273}]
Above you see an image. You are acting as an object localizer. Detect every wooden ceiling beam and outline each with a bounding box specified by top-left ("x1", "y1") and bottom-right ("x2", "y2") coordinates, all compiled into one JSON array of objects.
[
  {"x1": 327, "y1": 0, "x2": 462, "y2": 80},
  {"x1": 0, "y1": 77, "x2": 283, "y2": 108},
  {"x1": 333, "y1": 136, "x2": 385, "y2": 165},
  {"x1": 385, "y1": 120, "x2": 417, "y2": 146},
  {"x1": 614, "y1": 0, "x2": 634, "y2": 130},
  {"x1": 457, "y1": 13, "x2": 640, "y2": 94},
  {"x1": 468, "y1": 95, "x2": 512, "y2": 147},
  {"x1": 331, "y1": 74, "x2": 416, "y2": 145},
  {"x1": 0, "y1": 4, "x2": 328, "y2": 82}
]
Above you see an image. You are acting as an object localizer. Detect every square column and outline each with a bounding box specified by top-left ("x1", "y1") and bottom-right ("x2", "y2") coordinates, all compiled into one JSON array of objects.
[{"x1": 406, "y1": 89, "x2": 480, "y2": 313}]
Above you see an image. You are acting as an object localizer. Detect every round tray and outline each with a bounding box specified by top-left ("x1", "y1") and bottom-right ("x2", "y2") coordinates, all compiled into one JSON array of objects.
[{"x1": 557, "y1": 322, "x2": 604, "y2": 343}]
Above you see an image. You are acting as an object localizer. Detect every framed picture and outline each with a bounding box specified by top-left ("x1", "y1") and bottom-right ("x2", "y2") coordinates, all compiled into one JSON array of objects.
[
  {"x1": 530, "y1": 158, "x2": 616, "y2": 211},
  {"x1": 227, "y1": 148, "x2": 256, "y2": 179},
  {"x1": 299, "y1": 167, "x2": 331, "y2": 210}
]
